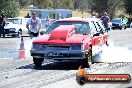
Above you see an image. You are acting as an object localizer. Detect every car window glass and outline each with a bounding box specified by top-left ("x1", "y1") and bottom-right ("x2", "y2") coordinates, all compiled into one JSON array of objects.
[
  {"x1": 75, "y1": 23, "x2": 90, "y2": 35},
  {"x1": 7, "y1": 19, "x2": 19, "y2": 24},
  {"x1": 112, "y1": 19, "x2": 121, "y2": 23},
  {"x1": 46, "y1": 21, "x2": 90, "y2": 35}
]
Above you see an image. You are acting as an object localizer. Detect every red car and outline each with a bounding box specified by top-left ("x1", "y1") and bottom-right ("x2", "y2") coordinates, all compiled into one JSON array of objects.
[{"x1": 30, "y1": 17, "x2": 108, "y2": 67}]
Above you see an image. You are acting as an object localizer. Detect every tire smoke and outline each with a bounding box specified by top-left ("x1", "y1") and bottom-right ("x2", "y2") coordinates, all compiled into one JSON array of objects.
[{"x1": 95, "y1": 40, "x2": 132, "y2": 62}]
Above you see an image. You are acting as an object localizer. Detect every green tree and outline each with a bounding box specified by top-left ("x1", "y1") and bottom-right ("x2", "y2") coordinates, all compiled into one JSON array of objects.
[
  {"x1": 19, "y1": 0, "x2": 31, "y2": 8},
  {"x1": 0, "y1": 0, "x2": 19, "y2": 17},
  {"x1": 64, "y1": 0, "x2": 74, "y2": 9},
  {"x1": 50, "y1": 0, "x2": 73, "y2": 9},
  {"x1": 31, "y1": 0, "x2": 51, "y2": 8},
  {"x1": 124, "y1": 0, "x2": 132, "y2": 15},
  {"x1": 87, "y1": 0, "x2": 124, "y2": 18}
]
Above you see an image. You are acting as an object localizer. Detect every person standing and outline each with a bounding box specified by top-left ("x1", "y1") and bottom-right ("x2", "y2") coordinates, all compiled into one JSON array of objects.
[
  {"x1": 45, "y1": 16, "x2": 50, "y2": 29},
  {"x1": 101, "y1": 12, "x2": 110, "y2": 32},
  {"x1": 26, "y1": 12, "x2": 41, "y2": 39},
  {"x1": 0, "y1": 11, "x2": 6, "y2": 37},
  {"x1": 25, "y1": 13, "x2": 31, "y2": 18}
]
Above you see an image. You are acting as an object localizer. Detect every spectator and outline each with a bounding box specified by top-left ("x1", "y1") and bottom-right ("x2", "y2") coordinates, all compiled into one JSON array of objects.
[
  {"x1": 121, "y1": 15, "x2": 128, "y2": 24},
  {"x1": 45, "y1": 16, "x2": 50, "y2": 28},
  {"x1": 25, "y1": 13, "x2": 31, "y2": 18},
  {"x1": 124, "y1": 17, "x2": 128, "y2": 24},
  {"x1": 120, "y1": 15, "x2": 125, "y2": 23},
  {"x1": 130, "y1": 22, "x2": 132, "y2": 28},
  {"x1": 0, "y1": 11, "x2": 6, "y2": 37},
  {"x1": 26, "y1": 12, "x2": 41, "y2": 39},
  {"x1": 101, "y1": 12, "x2": 110, "y2": 32}
]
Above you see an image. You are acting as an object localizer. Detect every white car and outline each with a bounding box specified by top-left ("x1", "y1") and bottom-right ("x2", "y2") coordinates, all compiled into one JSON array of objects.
[
  {"x1": 4, "y1": 17, "x2": 29, "y2": 37},
  {"x1": 4, "y1": 22, "x2": 22, "y2": 37}
]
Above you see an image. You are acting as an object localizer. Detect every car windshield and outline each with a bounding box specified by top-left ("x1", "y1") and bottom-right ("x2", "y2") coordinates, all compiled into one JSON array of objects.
[
  {"x1": 7, "y1": 19, "x2": 19, "y2": 24},
  {"x1": 112, "y1": 19, "x2": 121, "y2": 23},
  {"x1": 46, "y1": 21, "x2": 90, "y2": 35}
]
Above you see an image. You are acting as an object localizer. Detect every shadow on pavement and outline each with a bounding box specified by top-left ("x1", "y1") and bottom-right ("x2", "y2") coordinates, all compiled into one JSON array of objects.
[
  {"x1": 17, "y1": 61, "x2": 81, "y2": 70},
  {"x1": 17, "y1": 53, "x2": 101, "y2": 70}
]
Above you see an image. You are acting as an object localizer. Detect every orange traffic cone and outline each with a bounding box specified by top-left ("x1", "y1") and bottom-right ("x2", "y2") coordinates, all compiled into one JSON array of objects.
[{"x1": 19, "y1": 37, "x2": 26, "y2": 59}]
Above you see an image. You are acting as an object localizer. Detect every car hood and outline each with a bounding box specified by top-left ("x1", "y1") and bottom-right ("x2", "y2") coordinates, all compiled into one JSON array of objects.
[{"x1": 33, "y1": 25, "x2": 90, "y2": 44}]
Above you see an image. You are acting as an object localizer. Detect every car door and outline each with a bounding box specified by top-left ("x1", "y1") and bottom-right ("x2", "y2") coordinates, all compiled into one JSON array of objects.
[{"x1": 92, "y1": 21, "x2": 100, "y2": 46}]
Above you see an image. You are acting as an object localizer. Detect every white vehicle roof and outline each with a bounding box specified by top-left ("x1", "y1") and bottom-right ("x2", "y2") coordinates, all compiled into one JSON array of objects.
[{"x1": 7, "y1": 17, "x2": 29, "y2": 25}]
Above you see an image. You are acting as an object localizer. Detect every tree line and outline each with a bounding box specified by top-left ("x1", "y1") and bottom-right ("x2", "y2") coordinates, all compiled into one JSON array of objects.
[{"x1": 0, "y1": 0, "x2": 131, "y2": 18}]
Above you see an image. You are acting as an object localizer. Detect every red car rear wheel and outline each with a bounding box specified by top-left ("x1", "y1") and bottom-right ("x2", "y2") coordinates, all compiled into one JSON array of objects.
[{"x1": 33, "y1": 58, "x2": 44, "y2": 67}]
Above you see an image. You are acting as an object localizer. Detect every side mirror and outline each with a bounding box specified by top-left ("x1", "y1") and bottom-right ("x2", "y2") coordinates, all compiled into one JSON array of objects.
[
  {"x1": 40, "y1": 31, "x2": 46, "y2": 35},
  {"x1": 39, "y1": 28, "x2": 46, "y2": 35}
]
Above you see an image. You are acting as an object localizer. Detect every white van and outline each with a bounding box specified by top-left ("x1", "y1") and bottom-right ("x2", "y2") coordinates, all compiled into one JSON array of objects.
[{"x1": 30, "y1": 9, "x2": 72, "y2": 20}]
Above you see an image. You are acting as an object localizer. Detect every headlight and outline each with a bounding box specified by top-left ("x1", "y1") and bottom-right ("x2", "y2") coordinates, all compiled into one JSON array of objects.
[
  {"x1": 69, "y1": 44, "x2": 83, "y2": 50},
  {"x1": 10, "y1": 28, "x2": 16, "y2": 31},
  {"x1": 33, "y1": 44, "x2": 43, "y2": 49}
]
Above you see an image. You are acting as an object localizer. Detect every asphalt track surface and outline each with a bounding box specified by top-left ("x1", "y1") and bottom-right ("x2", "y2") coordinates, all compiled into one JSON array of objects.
[{"x1": 0, "y1": 28, "x2": 132, "y2": 88}]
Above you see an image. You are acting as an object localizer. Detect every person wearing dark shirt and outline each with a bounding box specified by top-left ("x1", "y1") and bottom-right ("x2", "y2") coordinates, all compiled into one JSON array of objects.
[
  {"x1": 25, "y1": 13, "x2": 31, "y2": 18},
  {"x1": 0, "y1": 11, "x2": 6, "y2": 37},
  {"x1": 101, "y1": 12, "x2": 110, "y2": 32}
]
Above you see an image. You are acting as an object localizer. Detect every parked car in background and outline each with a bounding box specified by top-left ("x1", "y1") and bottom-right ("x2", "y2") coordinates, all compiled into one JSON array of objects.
[
  {"x1": 4, "y1": 22, "x2": 23, "y2": 37},
  {"x1": 111, "y1": 18, "x2": 127, "y2": 30},
  {"x1": 5, "y1": 17, "x2": 29, "y2": 37},
  {"x1": 30, "y1": 18, "x2": 108, "y2": 68}
]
